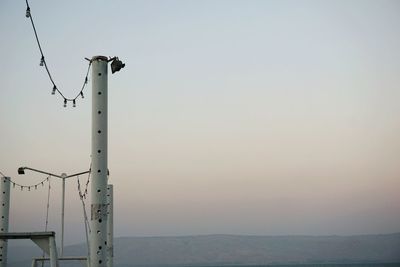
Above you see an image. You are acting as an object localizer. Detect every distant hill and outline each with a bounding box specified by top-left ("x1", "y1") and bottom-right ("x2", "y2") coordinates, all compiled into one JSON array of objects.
[{"x1": 8, "y1": 233, "x2": 400, "y2": 267}]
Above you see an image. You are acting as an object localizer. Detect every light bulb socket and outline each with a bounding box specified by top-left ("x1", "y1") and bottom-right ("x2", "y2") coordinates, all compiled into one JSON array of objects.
[
  {"x1": 63, "y1": 99, "x2": 67, "y2": 107},
  {"x1": 25, "y1": 7, "x2": 31, "y2": 18}
]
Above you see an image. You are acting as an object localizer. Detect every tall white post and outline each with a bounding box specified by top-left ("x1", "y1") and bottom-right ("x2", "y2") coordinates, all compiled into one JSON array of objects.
[
  {"x1": 0, "y1": 177, "x2": 10, "y2": 267},
  {"x1": 90, "y1": 55, "x2": 109, "y2": 267},
  {"x1": 106, "y1": 185, "x2": 113, "y2": 267},
  {"x1": 60, "y1": 173, "x2": 67, "y2": 257}
]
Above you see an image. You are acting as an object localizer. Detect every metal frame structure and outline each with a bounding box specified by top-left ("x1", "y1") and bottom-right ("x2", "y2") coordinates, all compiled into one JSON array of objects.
[
  {"x1": 0, "y1": 232, "x2": 59, "y2": 267},
  {"x1": 2, "y1": 55, "x2": 121, "y2": 267},
  {"x1": 17, "y1": 167, "x2": 90, "y2": 257}
]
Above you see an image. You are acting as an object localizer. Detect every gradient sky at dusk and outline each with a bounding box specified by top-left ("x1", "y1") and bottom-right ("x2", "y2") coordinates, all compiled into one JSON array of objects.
[{"x1": 1, "y1": 0, "x2": 400, "y2": 245}]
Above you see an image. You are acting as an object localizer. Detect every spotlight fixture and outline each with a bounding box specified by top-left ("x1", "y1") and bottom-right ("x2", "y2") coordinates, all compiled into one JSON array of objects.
[{"x1": 110, "y1": 57, "x2": 125, "y2": 74}]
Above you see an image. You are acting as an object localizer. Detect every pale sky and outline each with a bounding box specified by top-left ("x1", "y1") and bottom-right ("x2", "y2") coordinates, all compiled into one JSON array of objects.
[{"x1": 1, "y1": 0, "x2": 400, "y2": 246}]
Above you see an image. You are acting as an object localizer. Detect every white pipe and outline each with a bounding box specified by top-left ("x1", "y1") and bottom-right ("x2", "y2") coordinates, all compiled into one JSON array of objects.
[
  {"x1": 60, "y1": 173, "x2": 67, "y2": 257},
  {"x1": 106, "y1": 185, "x2": 113, "y2": 267},
  {"x1": 49, "y1": 235, "x2": 59, "y2": 267},
  {"x1": 90, "y1": 56, "x2": 109, "y2": 267},
  {"x1": 0, "y1": 177, "x2": 10, "y2": 267}
]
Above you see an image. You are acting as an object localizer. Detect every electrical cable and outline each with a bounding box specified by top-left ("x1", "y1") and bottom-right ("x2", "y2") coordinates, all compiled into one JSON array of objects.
[
  {"x1": 0, "y1": 174, "x2": 50, "y2": 191},
  {"x1": 25, "y1": 0, "x2": 91, "y2": 107},
  {"x1": 40, "y1": 176, "x2": 52, "y2": 267},
  {"x1": 77, "y1": 165, "x2": 92, "y2": 260}
]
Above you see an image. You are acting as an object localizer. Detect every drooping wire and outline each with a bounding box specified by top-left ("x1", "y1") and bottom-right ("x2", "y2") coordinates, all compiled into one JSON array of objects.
[
  {"x1": 44, "y1": 176, "x2": 51, "y2": 231},
  {"x1": 40, "y1": 176, "x2": 52, "y2": 267},
  {"x1": 77, "y1": 172, "x2": 91, "y2": 233},
  {"x1": 0, "y1": 174, "x2": 50, "y2": 191},
  {"x1": 24, "y1": 0, "x2": 92, "y2": 108},
  {"x1": 77, "y1": 164, "x2": 91, "y2": 259}
]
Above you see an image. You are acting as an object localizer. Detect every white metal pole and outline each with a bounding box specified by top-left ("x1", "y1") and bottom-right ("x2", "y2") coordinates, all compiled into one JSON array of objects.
[
  {"x1": 60, "y1": 173, "x2": 67, "y2": 257},
  {"x1": 90, "y1": 56, "x2": 109, "y2": 267},
  {"x1": 49, "y1": 235, "x2": 59, "y2": 267},
  {"x1": 106, "y1": 185, "x2": 113, "y2": 267},
  {"x1": 0, "y1": 177, "x2": 10, "y2": 267}
]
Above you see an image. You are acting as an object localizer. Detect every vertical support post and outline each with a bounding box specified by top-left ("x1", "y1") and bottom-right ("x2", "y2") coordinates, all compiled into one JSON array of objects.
[
  {"x1": 49, "y1": 235, "x2": 59, "y2": 267},
  {"x1": 106, "y1": 185, "x2": 113, "y2": 267},
  {"x1": 0, "y1": 177, "x2": 10, "y2": 267},
  {"x1": 60, "y1": 173, "x2": 67, "y2": 257},
  {"x1": 90, "y1": 55, "x2": 109, "y2": 267}
]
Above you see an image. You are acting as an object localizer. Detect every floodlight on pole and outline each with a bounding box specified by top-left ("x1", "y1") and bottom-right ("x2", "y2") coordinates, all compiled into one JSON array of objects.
[{"x1": 110, "y1": 57, "x2": 125, "y2": 74}]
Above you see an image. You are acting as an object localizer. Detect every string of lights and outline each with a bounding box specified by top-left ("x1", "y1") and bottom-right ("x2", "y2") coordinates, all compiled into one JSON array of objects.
[
  {"x1": 24, "y1": 0, "x2": 92, "y2": 108},
  {"x1": 1, "y1": 175, "x2": 50, "y2": 191}
]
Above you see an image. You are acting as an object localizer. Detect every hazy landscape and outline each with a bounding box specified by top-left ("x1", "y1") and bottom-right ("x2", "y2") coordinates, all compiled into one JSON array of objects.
[
  {"x1": 8, "y1": 234, "x2": 400, "y2": 267},
  {"x1": 2, "y1": 1, "x2": 400, "y2": 267}
]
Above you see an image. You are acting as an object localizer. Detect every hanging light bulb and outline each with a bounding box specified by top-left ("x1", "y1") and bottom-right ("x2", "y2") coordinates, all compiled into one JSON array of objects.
[
  {"x1": 35, "y1": 185, "x2": 37, "y2": 190},
  {"x1": 63, "y1": 98, "x2": 67, "y2": 107},
  {"x1": 73, "y1": 99, "x2": 76, "y2": 107},
  {"x1": 25, "y1": 7, "x2": 31, "y2": 18},
  {"x1": 80, "y1": 91, "x2": 84, "y2": 98},
  {"x1": 52, "y1": 85, "x2": 57, "y2": 95},
  {"x1": 21, "y1": 186, "x2": 23, "y2": 191},
  {"x1": 85, "y1": 77, "x2": 88, "y2": 84},
  {"x1": 13, "y1": 183, "x2": 15, "y2": 188},
  {"x1": 41, "y1": 182, "x2": 44, "y2": 186},
  {"x1": 28, "y1": 186, "x2": 31, "y2": 191},
  {"x1": 40, "y1": 56, "x2": 45, "y2": 66}
]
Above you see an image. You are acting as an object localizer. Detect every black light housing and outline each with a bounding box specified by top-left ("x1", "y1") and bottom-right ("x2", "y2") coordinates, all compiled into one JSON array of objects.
[
  {"x1": 18, "y1": 167, "x2": 25, "y2": 175},
  {"x1": 110, "y1": 57, "x2": 125, "y2": 74}
]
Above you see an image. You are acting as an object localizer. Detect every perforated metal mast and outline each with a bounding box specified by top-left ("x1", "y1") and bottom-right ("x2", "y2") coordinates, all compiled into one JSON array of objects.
[
  {"x1": 0, "y1": 177, "x2": 10, "y2": 267},
  {"x1": 90, "y1": 56, "x2": 109, "y2": 267}
]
